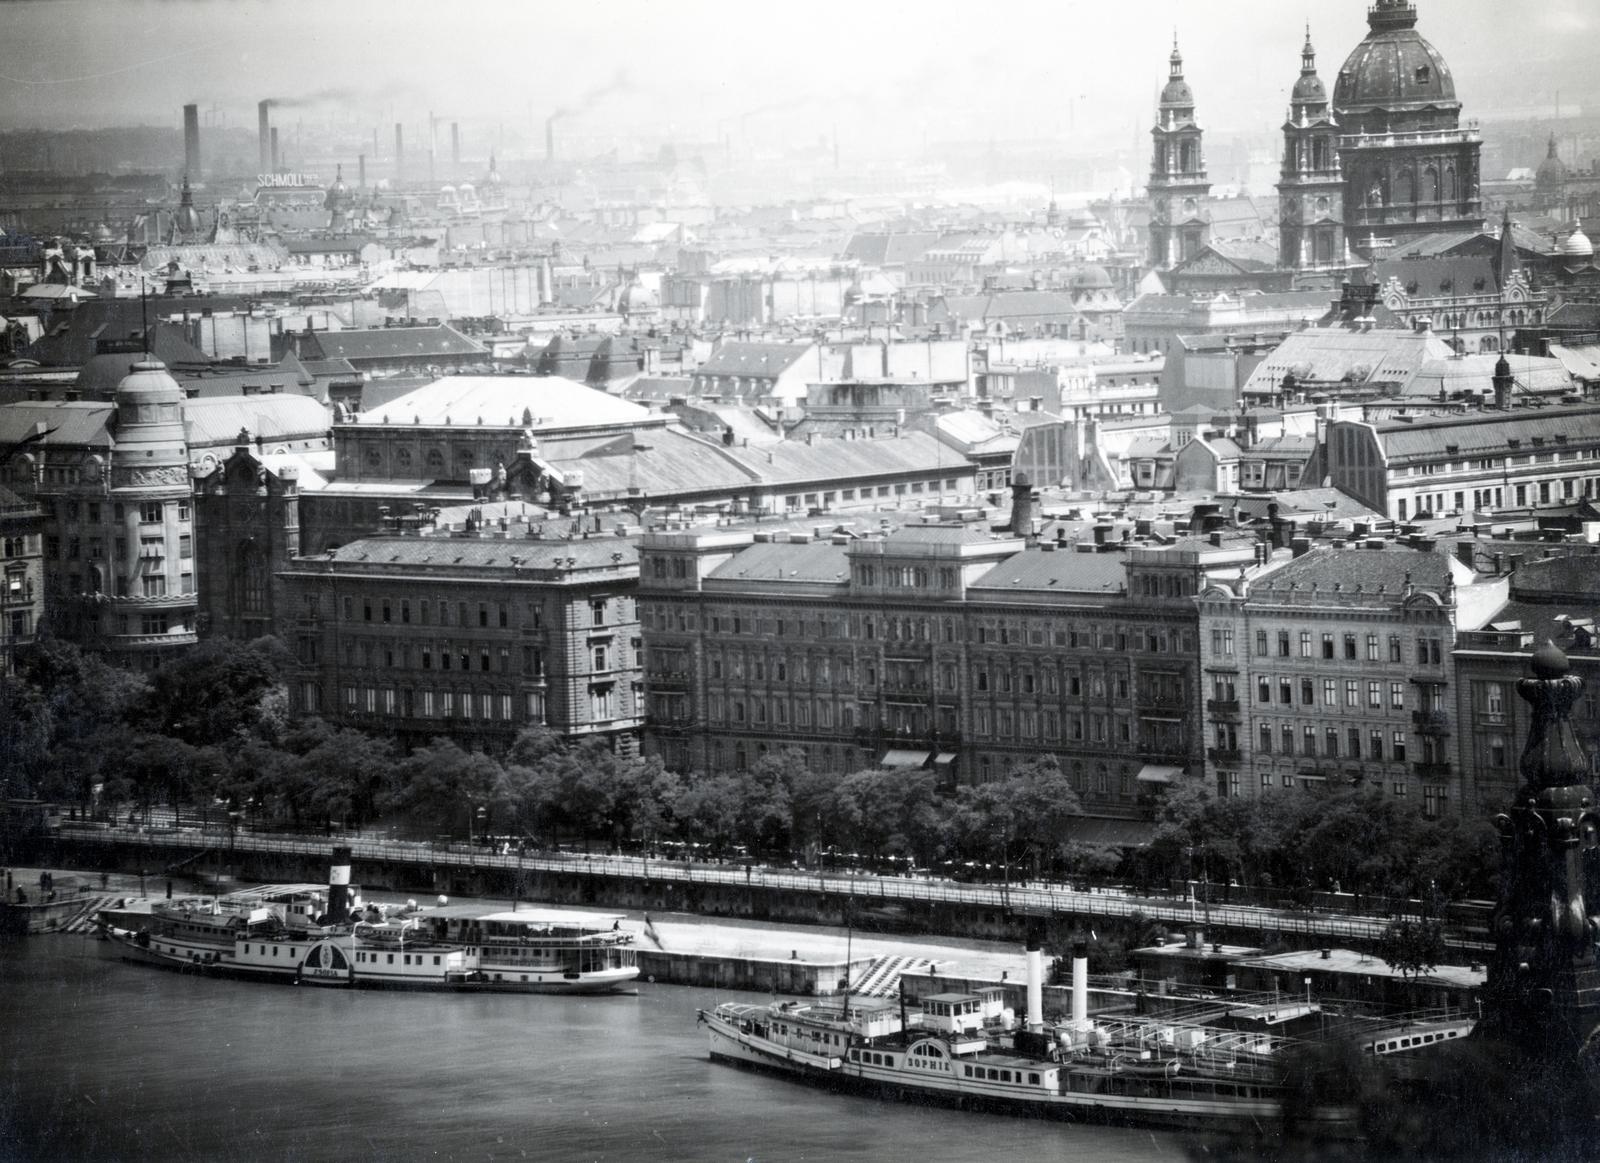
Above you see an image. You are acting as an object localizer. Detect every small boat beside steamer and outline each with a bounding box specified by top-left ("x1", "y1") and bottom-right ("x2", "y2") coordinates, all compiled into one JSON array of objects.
[
  {"x1": 699, "y1": 938, "x2": 1361, "y2": 1135},
  {"x1": 99, "y1": 847, "x2": 638, "y2": 994}
]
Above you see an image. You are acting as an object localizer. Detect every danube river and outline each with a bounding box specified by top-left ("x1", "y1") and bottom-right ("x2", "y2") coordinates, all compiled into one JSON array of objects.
[{"x1": 0, "y1": 934, "x2": 1191, "y2": 1163}]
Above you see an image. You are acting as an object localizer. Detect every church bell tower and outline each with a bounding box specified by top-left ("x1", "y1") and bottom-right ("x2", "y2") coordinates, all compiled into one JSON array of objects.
[
  {"x1": 1147, "y1": 37, "x2": 1211, "y2": 270},
  {"x1": 1277, "y1": 28, "x2": 1347, "y2": 273}
]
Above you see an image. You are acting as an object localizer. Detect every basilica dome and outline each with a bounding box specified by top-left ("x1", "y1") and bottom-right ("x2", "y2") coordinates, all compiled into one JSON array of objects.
[
  {"x1": 1333, "y1": 1, "x2": 1459, "y2": 129},
  {"x1": 1537, "y1": 136, "x2": 1569, "y2": 194}
]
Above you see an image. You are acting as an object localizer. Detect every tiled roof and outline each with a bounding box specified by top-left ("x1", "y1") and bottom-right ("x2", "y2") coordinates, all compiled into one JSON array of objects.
[
  {"x1": 556, "y1": 428, "x2": 757, "y2": 500},
  {"x1": 307, "y1": 324, "x2": 486, "y2": 364},
  {"x1": 968, "y1": 546, "x2": 1128, "y2": 594},
  {"x1": 705, "y1": 540, "x2": 850, "y2": 586},
  {"x1": 1374, "y1": 404, "x2": 1600, "y2": 461},
  {"x1": 1404, "y1": 354, "x2": 1574, "y2": 399},
  {"x1": 1244, "y1": 328, "x2": 1453, "y2": 393},
  {"x1": 940, "y1": 291, "x2": 1080, "y2": 323},
  {"x1": 1254, "y1": 543, "x2": 1452, "y2": 602},
  {"x1": 732, "y1": 430, "x2": 956, "y2": 485},
  {"x1": 182, "y1": 394, "x2": 331, "y2": 449},
  {"x1": 696, "y1": 341, "x2": 816, "y2": 378},
  {"x1": 0, "y1": 401, "x2": 112, "y2": 447},
  {"x1": 842, "y1": 232, "x2": 940, "y2": 267},
  {"x1": 355, "y1": 374, "x2": 650, "y2": 429},
  {"x1": 1373, "y1": 256, "x2": 1499, "y2": 298},
  {"x1": 321, "y1": 535, "x2": 637, "y2": 572}
]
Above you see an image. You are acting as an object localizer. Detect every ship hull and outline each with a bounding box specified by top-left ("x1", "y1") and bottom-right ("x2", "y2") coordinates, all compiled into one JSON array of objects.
[
  {"x1": 102, "y1": 926, "x2": 638, "y2": 994},
  {"x1": 702, "y1": 1009, "x2": 1352, "y2": 1136}
]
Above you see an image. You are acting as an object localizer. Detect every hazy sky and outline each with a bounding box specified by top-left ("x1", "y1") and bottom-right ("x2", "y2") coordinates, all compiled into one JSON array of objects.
[{"x1": 1, "y1": 0, "x2": 1591, "y2": 147}]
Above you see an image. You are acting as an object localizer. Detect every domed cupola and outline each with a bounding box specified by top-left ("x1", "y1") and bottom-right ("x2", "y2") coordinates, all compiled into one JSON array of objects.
[
  {"x1": 1333, "y1": 0, "x2": 1460, "y2": 134},
  {"x1": 1536, "y1": 135, "x2": 1568, "y2": 194},
  {"x1": 1290, "y1": 27, "x2": 1328, "y2": 108},
  {"x1": 111, "y1": 359, "x2": 189, "y2": 476},
  {"x1": 1559, "y1": 226, "x2": 1593, "y2": 261},
  {"x1": 1159, "y1": 38, "x2": 1195, "y2": 117}
]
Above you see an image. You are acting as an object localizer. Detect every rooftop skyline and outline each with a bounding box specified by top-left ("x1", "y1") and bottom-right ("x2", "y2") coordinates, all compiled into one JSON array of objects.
[{"x1": 2, "y1": 0, "x2": 1593, "y2": 148}]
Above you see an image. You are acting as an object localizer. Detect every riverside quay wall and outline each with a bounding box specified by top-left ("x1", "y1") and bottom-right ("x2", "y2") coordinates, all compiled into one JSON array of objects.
[{"x1": 34, "y1": 823, "x2": 1478, "y2": 956}]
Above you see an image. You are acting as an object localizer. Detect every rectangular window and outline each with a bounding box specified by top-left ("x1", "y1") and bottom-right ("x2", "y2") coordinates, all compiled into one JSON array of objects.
[
  {"x1": 1390, "y1": 682, "x2": 1405, "y2": 709},
  {"x1": 139, "y1": 502, "x2": 163, "y2": 524},
  {"x1": 1323, "y1": 678, "x2": 1337, "y2": 706},
  {"x1": 1393, "y1": 732, "x2": 1407, "y2": 762},
  {"x1": 1277, "y1": 631, "x2": 1291, "y2": 658},
  {"x1": 1279, "y1": 678, "x2": 1292, "y2": 705},
  {"x1": 1344, "y1": 634, "x2": 1358, "y2": 661},
  {"x1": 1325, "y1": 727, "x2": 1339, "y2": 757},
  {"x1": 1370, "y1": 730, "x2": 1384, "y2": 761},
  {"x1": 1389, "y1": 635, "x2": 1402, "y2": 663},
  {"x1": 1255, "y1": 630, "x2": 1269, "y2": 657},
  {"x1": 1368, "y1": 682, "x2": 1382, "y2": 708},
  {"x1": 1322, "y1": 633, "x2": 1335, "y2": 660},
  {"x1": 1346, "y1": 680, "x2": 1359, "y2": 708},
  {"x1": 1298, "y1": 631, "x2": 1312, "y2": 658},
  {"x1": 1366, "y1": 634, "x2": 1380, "y2": 662},
  {"x1": 1300, "y1": 678, "x2": 1315, "y2": 706}
]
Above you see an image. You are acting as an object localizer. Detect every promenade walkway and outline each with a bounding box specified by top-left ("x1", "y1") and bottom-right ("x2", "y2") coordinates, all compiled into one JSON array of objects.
[{"x1": 50, "y1": 820, "x2": 1491, "y2": 953}]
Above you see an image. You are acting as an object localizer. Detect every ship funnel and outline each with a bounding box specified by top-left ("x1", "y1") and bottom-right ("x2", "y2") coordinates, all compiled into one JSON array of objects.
[
  {"x1": 1071, "y1": 941, "x2": 1090, "y2": 1030},
  {"x1": 1026, "y1": 929, "x2": 1044, "y2": 1034},
  {"x1": 326, "y1": 845, "x2": 353, "y2": 924}
]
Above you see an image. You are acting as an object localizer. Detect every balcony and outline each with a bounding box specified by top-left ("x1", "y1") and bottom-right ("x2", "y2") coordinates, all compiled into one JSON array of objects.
[
  {"x1": 1413, "y1": 761, "x2": 1453, "y2": 780},
  {"x1": 1205, "y1": 698, "x2": 1241, "y2": 717},
  {"x1": 1412, "y1": 709, "x2": 1452, "y2": 734},
  {"x1": 645, "y1": 713, "x2": 695, "y2": 734},
  {"x1": 648, "y1": 671, "x2": 692, "y2": 690},
  {"x1": 1207, "y1": 747, "x2": 1242, "y2": 765}
]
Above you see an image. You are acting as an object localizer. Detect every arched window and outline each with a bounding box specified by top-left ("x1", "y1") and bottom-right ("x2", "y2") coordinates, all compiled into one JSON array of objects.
[
  {"x1": 1444, "y1": 166, "x2": 1458, "y2": 203},
  {"x1": 241, "y1": 543, "x2": 267, "y2": 613},
  {"x1": 1396, "y1": 169, "x2": 1416, "y2": 206},
  {"x1": 1422, "y1": 167, "x2": 1439, "y2": 205}
]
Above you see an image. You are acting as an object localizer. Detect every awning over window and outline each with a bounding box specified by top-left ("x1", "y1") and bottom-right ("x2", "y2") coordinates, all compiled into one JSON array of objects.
[
  {"x1": 933, "y1": 752, "x2": 957, "y2": 766},
  {"x1": 880, "y1": 749, "x2": 930, "y2": 769},
  {"x1": 1136, "y1": 765, "x2": 1184, "y2": 784}
]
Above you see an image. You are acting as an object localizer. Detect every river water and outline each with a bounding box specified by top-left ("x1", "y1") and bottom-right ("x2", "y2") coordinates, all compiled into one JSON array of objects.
[{"x1": 1, "y1": 935, "x2": 1188, "y2": 1163}]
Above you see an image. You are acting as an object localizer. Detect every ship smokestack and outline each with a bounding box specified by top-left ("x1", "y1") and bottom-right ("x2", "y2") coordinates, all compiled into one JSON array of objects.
[
  {"x1": 258, "y1": 100, "x2": 271, "y2": 174},
  {"x1": 1025, "y1": 928, "x2": 1044, "y2": 1034},
  {"x1": 1071, "y1": 941, "x2": 1089, "y2": 1029},
  {"x1": 183, "y1": 103, "x2": 201, "y2": 180},
  {"x1": 326, "y1": 845, "x2": 353, "y2": 924}
]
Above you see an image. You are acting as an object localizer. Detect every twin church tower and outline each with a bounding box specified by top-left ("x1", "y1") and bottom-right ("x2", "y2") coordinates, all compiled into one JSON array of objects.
[{"x1": 1147, "y1": 0, "x2": 1484, "y2": 274}]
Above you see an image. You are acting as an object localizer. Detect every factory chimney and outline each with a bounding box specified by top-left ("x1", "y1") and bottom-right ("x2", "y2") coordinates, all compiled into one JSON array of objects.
[
  {"x1": 258, "y1": 100, "x2": 271, "y2": 174},
  {"x1": 357, "y1": 153, "x2": 366, "y2": 188},
  {"x1": 546, "y1": 117, "x2": 555, "y2": 164},
  {"x1": 270, "y1": 127, "x2": 280, "y2": 174},
  {"x1": 394, "y1": 123, "x2": 404, "y2": 182},
  {"x1": 451, "y1": 121, "x2": 461, "y2": 171},
  {"x1": 182, "y1": 103, "x2": 201, "y2": 180}
]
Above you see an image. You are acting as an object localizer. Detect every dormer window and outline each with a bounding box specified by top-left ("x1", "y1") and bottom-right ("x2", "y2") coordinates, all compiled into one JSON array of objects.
[{"x1": 1415, "y1": 65, "x2": 1431, "y2": 85}]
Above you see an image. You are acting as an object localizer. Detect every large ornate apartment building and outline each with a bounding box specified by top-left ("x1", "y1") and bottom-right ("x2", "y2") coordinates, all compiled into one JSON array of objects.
[
  {"x1": 638, "y1": 508, "x2": 1262, "y2": 819},
  {"x1": 275, "y1": 518, "x2": 642, "y2": 753},
  {"x1": 1195, "y1": 539, "x2": 1504, "y2": 815}
]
